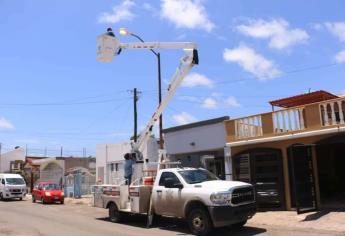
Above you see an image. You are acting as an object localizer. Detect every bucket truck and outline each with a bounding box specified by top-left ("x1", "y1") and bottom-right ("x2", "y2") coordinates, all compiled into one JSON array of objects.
[{"x1": 92, "y1": 28, "x2": 256, "y2": 236}]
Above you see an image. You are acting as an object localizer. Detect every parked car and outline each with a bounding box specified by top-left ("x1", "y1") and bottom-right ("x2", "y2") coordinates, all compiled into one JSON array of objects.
[
  {"x1": 0, "y1": 173, "x2": 27, "y2": 200},
  {"x1": 32, "y1": 181, "x2": 64, "y2": 204}
]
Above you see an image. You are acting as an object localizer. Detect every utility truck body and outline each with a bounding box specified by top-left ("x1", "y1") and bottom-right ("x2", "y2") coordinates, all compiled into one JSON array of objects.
[{"x1": 93, "y1": 168, "x2": 256, "y2": 235}]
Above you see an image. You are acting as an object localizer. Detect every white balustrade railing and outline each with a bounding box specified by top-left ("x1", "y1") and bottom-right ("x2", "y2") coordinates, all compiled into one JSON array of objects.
[
  {"x1": 319, "y1": 98, "x2": 345, "y2": 126},
  {"x1": 273, "y1": 107, "x2": 305, "y2": 133},
  {"x1": 235, "y1": 115, "x2": 263, "y2": 139}
]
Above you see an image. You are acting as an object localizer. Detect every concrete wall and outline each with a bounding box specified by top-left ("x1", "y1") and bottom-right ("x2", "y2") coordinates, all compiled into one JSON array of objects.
[
  {"x1": 96, "y1": 138, "x2": 160, "y2": 184},
  {"x1": 0, "y1": 147, "x2": 26, "y2": 173},
  {"x1": 164, "y1": 122, "x2": 226, "y2": 155},
  {"x1": 96, "y1": 142, "x2": 131, "y2": 184}
]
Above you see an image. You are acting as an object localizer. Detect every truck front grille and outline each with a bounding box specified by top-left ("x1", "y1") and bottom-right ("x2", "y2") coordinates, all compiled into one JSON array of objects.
[
  {"x1": 10, "y1": 189, "x2": 21, "y2": 193},
  {"x1": 231, "y1": 187, "x2": 255, "y2": 205}
]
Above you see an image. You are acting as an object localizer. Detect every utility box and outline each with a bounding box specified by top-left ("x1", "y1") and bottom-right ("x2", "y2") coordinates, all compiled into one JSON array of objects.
[{"x1": 129, "y1": 186, "x2": 152, "y2": 213}]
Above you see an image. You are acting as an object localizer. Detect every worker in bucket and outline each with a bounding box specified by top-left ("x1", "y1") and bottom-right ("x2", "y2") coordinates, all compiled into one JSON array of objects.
[{"x1": 124, "y1": 153, "x2": 134, "y2": 185}]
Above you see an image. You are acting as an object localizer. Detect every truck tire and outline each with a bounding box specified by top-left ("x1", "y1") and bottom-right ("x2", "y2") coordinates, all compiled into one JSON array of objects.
[
  {"x1": 187, "y1": 208, "x2": 212, "y2": 236},
  {"x1": 109, "y1": 203, "x2": 122, "y2": 223},
  {"x1": 232, "y1": 220, "x2": 247, "y2": 229},
  {"x1": 0, "y1": 193, "x2": 3, "y2": 201},
  {"x1": 32, "y1": 196, "x2": 36, "y2": 203}
]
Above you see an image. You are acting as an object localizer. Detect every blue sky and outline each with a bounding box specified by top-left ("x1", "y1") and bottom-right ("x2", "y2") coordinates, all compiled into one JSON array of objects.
[{"x1": 0, "y1": 0, "x2": 344, "y2": 156}]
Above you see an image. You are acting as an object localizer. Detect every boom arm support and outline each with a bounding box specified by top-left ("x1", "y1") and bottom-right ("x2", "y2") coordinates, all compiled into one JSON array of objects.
[{"x1": 134, "y1": 48, "x2": 198, "y2": 154}]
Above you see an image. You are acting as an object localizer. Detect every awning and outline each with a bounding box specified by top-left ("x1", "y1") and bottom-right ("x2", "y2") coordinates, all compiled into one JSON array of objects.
[{"x1": 269, "y1": 90, "x2": 338, "y2": 108}]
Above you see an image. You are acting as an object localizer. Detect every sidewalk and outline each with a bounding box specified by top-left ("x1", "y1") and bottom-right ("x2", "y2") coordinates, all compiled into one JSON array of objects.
[{"x1": 248, "y1": 210, "x2": 345, "y2": 233}]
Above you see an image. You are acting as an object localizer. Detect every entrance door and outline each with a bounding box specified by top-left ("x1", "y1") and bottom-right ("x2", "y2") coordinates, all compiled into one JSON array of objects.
[{"x1": 288, "y1": 144, "x2": 317, "y2": 214}]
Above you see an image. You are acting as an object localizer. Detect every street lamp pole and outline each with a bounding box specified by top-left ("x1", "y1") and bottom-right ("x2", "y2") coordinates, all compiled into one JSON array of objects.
[{"x1": 119, "y1": 29, "x2": 164, "y2": 149}]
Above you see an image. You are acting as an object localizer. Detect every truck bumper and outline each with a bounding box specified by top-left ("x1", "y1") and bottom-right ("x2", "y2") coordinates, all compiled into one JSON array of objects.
[
  {"x1": 208, "y1": 203, "x2": 256, "y2": 228},
  {"x1": 3, "y1": 192, "x2": 26, "y2": 199}
]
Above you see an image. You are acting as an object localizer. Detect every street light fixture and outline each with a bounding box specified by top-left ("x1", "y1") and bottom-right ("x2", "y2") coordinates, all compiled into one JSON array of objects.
[{"x1": 119, "y1": 27, "x2": 164, "y2": 150}]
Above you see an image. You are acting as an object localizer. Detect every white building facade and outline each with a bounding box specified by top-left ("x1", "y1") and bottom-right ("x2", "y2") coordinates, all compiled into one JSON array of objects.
[
  {"x1": 163, "y1": 116, "x2": 233, "y2": 180},
  {"x1": 0, "y1": 147, "x2": 26, "y2": 173},
  {"x1": 96, "y1": 137, "x2": 159, "y2": 184}
]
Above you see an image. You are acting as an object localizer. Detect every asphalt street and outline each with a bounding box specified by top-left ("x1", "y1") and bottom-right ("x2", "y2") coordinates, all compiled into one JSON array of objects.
[{"x1": 0, "y1": 199, "x2": 343, "y2": 236}]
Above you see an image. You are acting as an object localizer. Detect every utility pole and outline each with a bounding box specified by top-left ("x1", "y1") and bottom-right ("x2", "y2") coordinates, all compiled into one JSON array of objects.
[
  {"x1": 0, "y1": 143, "x2": 2, "y2": 172},
  {"x1": 131, "y1": 88, "x2": 141, "y2": 143},
  {"x1": 157, "y1": 53, "x2": 164, "y2": 149}
]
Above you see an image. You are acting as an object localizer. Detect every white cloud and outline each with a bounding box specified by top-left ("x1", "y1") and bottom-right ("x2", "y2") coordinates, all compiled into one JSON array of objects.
[
  {"x1": 0, "y1": 117, "x2": 14, "y2": 130},
  {"x1": 160, "y1": 0, "x2": 214, "y2": 32},
  {"x1": 98, "y1": 0, "x2": 135, "y2": 24},
  {"x1": 223, "y1": 45, "x2": 281, "y2": 80},
  {"x1": 325, "y1": 22, "x2": 345, "y2": 42},
  {"x1": 236, "y1": 18, "x2": 309, "y2": 49},
  {"x1": 225, "y1": 96, "x2": 241, "y2": 107},
  {"x1": 172, "y1": 112, "x2": 197, "y2": 125},
  {"x1": 201, "y1": 97, "x2": 218, "y2": 109},
  {"x1": 335, "y1": 50, "x2": 345, "y2": 64},
  {"x1": 181, "y1": 73, "x2": 214, "y2": 88}
]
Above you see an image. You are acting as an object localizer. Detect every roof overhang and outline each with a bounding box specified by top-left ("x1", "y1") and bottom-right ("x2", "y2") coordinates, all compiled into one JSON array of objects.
[
  {"x1": 269, "y1": 90, "x2": 338, "y2": 108},
  {"x1": 226, "y1": 126, "x2": 345, "y2": 148}
]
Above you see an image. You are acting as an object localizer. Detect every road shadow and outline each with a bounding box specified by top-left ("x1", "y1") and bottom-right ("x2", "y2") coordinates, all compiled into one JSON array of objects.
[
  {"x1": 96, "y1": 215, "x2": 267, "y2": 236},
  {"x1": 301, "y1": 210, "x2": 331, "y2": 221}
]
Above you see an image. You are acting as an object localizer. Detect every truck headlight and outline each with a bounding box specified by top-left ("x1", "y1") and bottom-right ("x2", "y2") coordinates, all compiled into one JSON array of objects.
[
  {"x1": 210, "y1": 192, "x2": 231, "y2": 205},
  {"x1": 45, "y1": 192, "x2": 51, "y2": 197},
  {"x1": 61, "y1": 192, "x2": 64, "y2": 196}
]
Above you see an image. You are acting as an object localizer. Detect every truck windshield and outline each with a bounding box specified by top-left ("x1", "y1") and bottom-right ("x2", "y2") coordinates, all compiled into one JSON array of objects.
[
  {"x1": 43, "y1": 184, "x2": 61, "y2": 190},
  {"x1": 6, "y1": 178, "x2": 25, "y2": 185},
  {"x1": 178, "y1": 169, "x2": 218, "y2": 184}
]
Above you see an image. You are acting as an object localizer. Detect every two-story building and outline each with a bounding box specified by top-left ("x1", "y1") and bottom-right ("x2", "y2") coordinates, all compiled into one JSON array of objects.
[{"x1": 225, "y1": 90, "x2": 345, "y2": 212}]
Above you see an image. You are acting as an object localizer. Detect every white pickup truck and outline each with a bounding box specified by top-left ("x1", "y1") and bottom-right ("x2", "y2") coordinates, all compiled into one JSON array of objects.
[{"x1": 93, "y1": 167, "x2": 256, "y2": 236}]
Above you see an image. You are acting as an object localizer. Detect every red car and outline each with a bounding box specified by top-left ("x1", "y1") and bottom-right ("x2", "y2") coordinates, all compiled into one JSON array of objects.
[{"x1": 32, "y1": 181, "x2": 64, "y2": 204}]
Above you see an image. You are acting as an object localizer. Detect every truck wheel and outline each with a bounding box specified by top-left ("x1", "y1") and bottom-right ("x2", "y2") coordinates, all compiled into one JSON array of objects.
[
  {"x1": 232, "y1": 220, "x2": 247, "y2": 229},
  {"x1": 32, "y1": 196, "x2": 36, "y2": 203},
  {"x1": 41, "y1": 197, "x2": 46, "y2": 204},
  {"x1": 19, "y1": 197, "x2": 23, "y2": 201},
  {"x1": 0, "y1": 193, "x2": 3, "y2": 201},
  {"x1": 109, "y1": 203, "x2": 122, "y2": 223},
  {"x1": 187, "y1": 208, "x2": 212, "y2": 236}
]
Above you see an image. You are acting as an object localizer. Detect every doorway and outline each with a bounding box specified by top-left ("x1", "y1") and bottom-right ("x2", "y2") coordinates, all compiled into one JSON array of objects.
[{"x1": 316, "y1": 135, "x2": 345, "y2": 209}]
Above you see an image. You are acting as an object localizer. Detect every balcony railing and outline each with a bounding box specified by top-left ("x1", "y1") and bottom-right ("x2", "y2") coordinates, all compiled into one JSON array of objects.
[
  {"x1": 273, "y1": 107, "x2": 305, "y2": 133},
  {"x1": 226, "y1": 96, "x2": 345, "y2": 142},
  {"x1": 235, "y1": 115, "x2": 263, "y2": 139},
  {"x1": 319, "y1": 98, "x2": 345, "y2": 126}
]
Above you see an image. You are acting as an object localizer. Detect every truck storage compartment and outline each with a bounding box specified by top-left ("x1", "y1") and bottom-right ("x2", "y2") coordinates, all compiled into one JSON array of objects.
[{"x1": 129, "y1": 185, "x2": 152, "y2": 213}]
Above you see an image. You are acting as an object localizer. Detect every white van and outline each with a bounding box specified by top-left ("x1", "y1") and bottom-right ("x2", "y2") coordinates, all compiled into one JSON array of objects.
[{"x1": 0, "y1": 174, "x2": 27, "y2": 200}]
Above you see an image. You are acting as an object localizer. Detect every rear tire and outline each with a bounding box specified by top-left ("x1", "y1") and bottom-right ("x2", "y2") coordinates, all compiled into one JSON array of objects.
[
  {"x1": 232, "y1": 220, "x2": 247, "y2": 229},
  {"x1": 109, "y1": 203, "x2": 122, "y2": 223},
  {"x1": 187, "y1": 207, "x2": 212, "y2": 236}
]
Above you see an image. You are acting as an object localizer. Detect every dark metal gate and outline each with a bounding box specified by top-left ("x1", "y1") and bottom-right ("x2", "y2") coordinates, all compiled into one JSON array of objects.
[
  {"x1": 288, "y1": 144, "x2": 317, "y2": 214},
  {"x1": 233, "y1": 148, "x2": 285, "y2": 210}
]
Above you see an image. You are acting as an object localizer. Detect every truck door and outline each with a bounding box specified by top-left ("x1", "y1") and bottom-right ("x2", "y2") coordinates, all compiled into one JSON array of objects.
[
  {"x1": 288, "y1": 144, "x2": 318, "y2": 214},
  {"x1": 152, "y1": 172, "x2": 184, "y2": 217}
]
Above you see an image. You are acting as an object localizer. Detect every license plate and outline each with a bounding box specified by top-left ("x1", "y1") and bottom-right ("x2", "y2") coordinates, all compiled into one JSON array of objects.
[{"x1": 54, "y1": 197, "x2": 59, "y2": 200}]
